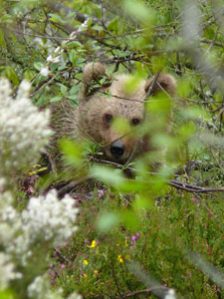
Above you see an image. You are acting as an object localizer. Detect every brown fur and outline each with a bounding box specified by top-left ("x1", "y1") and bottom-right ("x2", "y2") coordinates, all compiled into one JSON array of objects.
[{"x1": 49, "y1": 62, "x2": 176, "y2": 168}]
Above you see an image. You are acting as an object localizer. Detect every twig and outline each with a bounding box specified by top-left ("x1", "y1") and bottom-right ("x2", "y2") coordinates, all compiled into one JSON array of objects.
[
  {"x1": 119, "y1": 286, "x2": 168, "y2": 298},
  {"x1": 57, "y1": 177, "x2": 89, "y2": 197},
  {"x1": 169, "y1": 180, "x2": 224, "y2": 193},
  {"x1": 92, "y1": 157, "x2": 224, "y2": 194},
  {"x1": 47, "y1": 2, "x2": 102, "y2": 25},
  {"x1": 91, "y1": 157, "x2": 125, "y2": 169},
  {"x1": 145, "y1": 71, "x2": 161, "y2": 98},
  {"x1": 31, "y1": 74, "x2": 58, "y2": 97},
  {"x1": 54, "y1": 248, "x2": 71, "y2": 264}
]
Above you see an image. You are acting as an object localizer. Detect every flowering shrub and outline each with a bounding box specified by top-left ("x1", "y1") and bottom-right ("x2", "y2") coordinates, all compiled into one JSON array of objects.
[
  {"x1": 22, "y1": 190, "x2": 78, "y2": 247},
  {"x1": 0, "y1": 186, "x2": 80, "y2": 298},
  {"x1": 0, "y1": 79, "x2": 52, "y2": 184},
  {"x1": 0, "y1": 79, "x2": 80, "y2": 299},
  {"x1": 0, "y1": 188, "x2": 78, "y2": 265},
  {"x1": 28, "y1": 275, "x2": 82, "y2": 299},
  {"x1": 0, "y1": 252, "x2": 21, "y2": 290}
]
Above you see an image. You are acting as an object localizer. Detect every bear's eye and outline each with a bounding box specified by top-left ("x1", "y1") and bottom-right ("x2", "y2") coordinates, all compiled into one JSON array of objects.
[
  {"x1": 103, "y1": 113, "x2": 113, "y2": 125},
  {"x1": 131, "y1": 118, "x2": 141, "y2": 126}
]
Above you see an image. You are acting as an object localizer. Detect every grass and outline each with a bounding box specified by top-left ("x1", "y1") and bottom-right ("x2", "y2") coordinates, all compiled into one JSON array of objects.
[{"x1": 50, "y1": 186, "x2": 224, "y2": 298}]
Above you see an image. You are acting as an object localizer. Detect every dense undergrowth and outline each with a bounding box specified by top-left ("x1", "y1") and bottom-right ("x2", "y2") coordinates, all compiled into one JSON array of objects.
[
  {"x1": 55, "y1": 192, "x2": 224, "y2": 298},
  {"x1": 1, "y1": 0, "x2": 224, "y2": 298}
]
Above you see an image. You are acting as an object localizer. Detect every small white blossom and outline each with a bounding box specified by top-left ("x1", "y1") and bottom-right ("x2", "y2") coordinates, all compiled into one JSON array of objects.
[
  {"x1": 54, "y1": 47, "x2": 63, "y2": 54},
  {"x1": 67, "y1": 293, "x2": 82, "y2": 299},
  {"x1": 0, "y1": 253, "x2": 22, "y2": 290},
  {"x1": 40, "y1": 66, "x2": 50, "y2": 77},
  {"x1": 33, "y1": 37, "x2": 44, "y2": 46},
  {"x1": 0, "y1": 78, "x2": 52, "y2": 180},
  {"x1": 165, "y1": 289, "x2": 176, "y2": 299},
  {"x1": 47, "y1": 54, "x2": 60, "y2": 63}
]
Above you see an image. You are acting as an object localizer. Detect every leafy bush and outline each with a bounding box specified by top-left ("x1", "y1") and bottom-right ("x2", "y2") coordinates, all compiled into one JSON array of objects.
[
  {"x1": 1, "y1": 0, "x2": 224, "y2": 298},
  {"x1": 0, "y1": 80, "x2": 80, "y2": 299}
]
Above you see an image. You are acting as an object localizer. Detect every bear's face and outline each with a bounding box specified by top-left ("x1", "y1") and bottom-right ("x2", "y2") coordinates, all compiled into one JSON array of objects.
[
  {"x1": 79, "y1": 74, "x2": 146, "y2": 163},
  {"x1": 79, "y1": 63, "x2": 176, "y2": 164},
  {"x1": 99, "y1": 96, "x2": 145, "y2": 163}
]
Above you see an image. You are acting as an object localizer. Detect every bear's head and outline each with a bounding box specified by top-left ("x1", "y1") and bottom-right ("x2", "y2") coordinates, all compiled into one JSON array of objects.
[{"x1": 78, "y1": 62, "x2": 176, "y2": 164}]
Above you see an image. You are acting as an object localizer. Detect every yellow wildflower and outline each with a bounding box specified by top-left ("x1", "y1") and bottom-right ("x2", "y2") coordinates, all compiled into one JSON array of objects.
[
  {"x1": 117, "y1": 255, "x2": 124, "y2": 264},
  {"x1": 88, "y1": 240, "x2": 97, "y2": 249},
  {"x1": 83, "y1": 259, "x2": 89, "y2": 266}
]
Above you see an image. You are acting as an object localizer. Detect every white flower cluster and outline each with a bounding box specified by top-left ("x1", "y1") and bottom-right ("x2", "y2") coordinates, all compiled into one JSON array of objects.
[
  {"x1": 0, "y1": 189, "x2": 78, "y2": 265},
  {"x1": 28, "y1": 275, "x2": 82, "y2": 299},
  {"x1": 0, "y1": 252, "x2": 22, "y2": 290},
  {"x1": 21, "y1": 190, "x2": 79, "y2": 247},
  {"x1": 0, "y1": 73, "x2": 80, "y2": 297},
  {"x1": 0, "y1": 189, "x2": 21, "y2": 247},
  {"x1": 0, "y1": 187, "x2": 79, "y2": 291},
  {"x1": 0, "y1": 79, "x2": 52, "y2": 179},
  {"x1": 27, "y1": 275, "x2": 63, "y2": 299}
]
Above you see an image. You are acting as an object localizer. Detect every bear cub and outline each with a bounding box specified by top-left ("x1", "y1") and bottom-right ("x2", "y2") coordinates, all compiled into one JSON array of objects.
[{"x1": 50, "y1": 62, "x2": 176, "y2": 169}]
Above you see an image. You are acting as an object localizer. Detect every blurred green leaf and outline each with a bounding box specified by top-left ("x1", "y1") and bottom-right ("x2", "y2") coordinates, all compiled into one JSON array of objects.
[
  {"x1": 59, "y1": 138, "x2": 84, "y2": 167},
  {"x1": 0, "y1": 289, "x2": 15, "y2": 299},
  {"x1": 97, "y1": 212, "x2": 120, "y2": 233},
  {"x1": 3, "y1": 66, "x2": 19, "y2": 85},
  {"x1": 123, "y1": 0, "x2": 155, "y2": 24},
  {"x1": 91, "y1": 165, "x2": 125, "y2": 187},
  {"x1": 107, "y1": 17, "x2": 119, "y2": 32},
  {"x1": 69, "y1": 50, "x2": 77, "y2": 66}
]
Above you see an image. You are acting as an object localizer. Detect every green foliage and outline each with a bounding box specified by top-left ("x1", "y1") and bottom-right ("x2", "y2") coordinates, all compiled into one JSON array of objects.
[
  {"x1": 54, "y1": 192, "x2": 224, "y2": 298},
  {"x1": 2, "y1": 0, "x2": 224, "y2": 298},
  {"x1": 0, "y1": 289, "x2": 15, "y2": 299}
]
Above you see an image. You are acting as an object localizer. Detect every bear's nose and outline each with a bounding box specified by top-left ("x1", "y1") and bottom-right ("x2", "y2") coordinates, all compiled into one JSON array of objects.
[{"x1": 110, "y1": 140, "x2": 125, "y2": 159}]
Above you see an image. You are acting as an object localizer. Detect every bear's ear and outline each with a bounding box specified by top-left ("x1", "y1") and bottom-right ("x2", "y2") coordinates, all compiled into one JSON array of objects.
[
  {"x1": 145, "y1": 73, "x2": 176, "y2": 97},
  {"x1": 81, "y1": 62, "x2": 111, "y2": 98}
]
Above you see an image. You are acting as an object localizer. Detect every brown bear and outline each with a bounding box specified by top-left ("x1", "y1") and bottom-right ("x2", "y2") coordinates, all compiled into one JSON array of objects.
[{"x1": 49, "y1": 62, "x2": 176, "y2": 170}]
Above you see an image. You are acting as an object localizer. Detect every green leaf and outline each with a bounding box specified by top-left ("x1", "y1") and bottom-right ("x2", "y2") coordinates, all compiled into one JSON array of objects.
[
  {"x1": 23, "y1": 70, "x2": 36, "y2": 81},
  {"x1": 66, "y1": 41, "x2": 82, "y2": 49},
  {"x1": 97, "y1": 212, "x2": 120, "y2": 233},
  {"x1": 121, "y1": 210, "x2": 140, "y2": 231},
  {"x1": 91, "y1": 165, "x2": 125, "y2": 187},
  {"x1": 112, "y1": 117, "x2": 130, "y2": 135},
  {"x1": 107, "y1": 17, "x2": 119, "y2": 32},
  {"x1": 132, "y1": 196, "x2": 153, "y2": 210},
  {"x1": 48, "y1": 13, "x2": 66, "y2": 24},
  {"x1": 123, "y1": 0, "x2": 155, "y2": 24},
  {"x1": 3, "y1": 66, "x2": 19, "y2": 85},
  {"x1": 69, "y1": 50, "x2": 77, "y2": 66},
  {"x1": 59, "y1": 139, "x2": 84, "y2": 167},
  {"x1": 2, "y1": 15, "x2": 13, "y2": 24},
  {"x1": 0, "y1": 289, "x2": 15, "y2": 299},
  {"x1": 0, "y1": 29, "x2": 6, "y2": 48},
  {"x1": 56, "y1": 83, "x2": 68, "y2": 96},
  {"x1": 33, "y1": 62, "x2": 43, "y2": 71}
]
